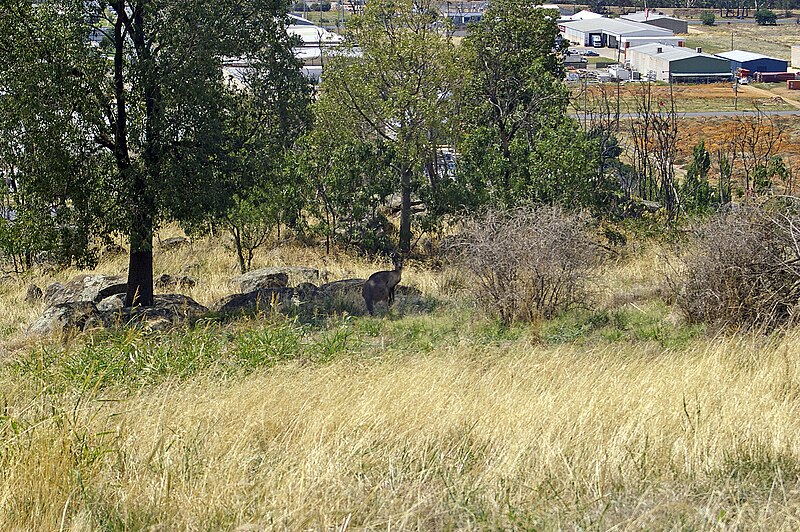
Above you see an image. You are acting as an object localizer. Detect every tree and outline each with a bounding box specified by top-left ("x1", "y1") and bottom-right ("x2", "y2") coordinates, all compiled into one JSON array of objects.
[
  {"x1": 458, "y1": 0, "x2": 619, "y2": 212},
  {"x1": 317, "y1": 0, "x2": 460, "y2": 254},
  {"x1": 700, "y1": 11, "x2": 716, "y2": 25},
  {"x1": 0, "y1": 0, "x2": 305, "y2": 305},
  {"x1": 755, "y1": 9, "x2": 777, "y2": 24},
  {"x1": 680, "y1": 140, "x2": 713, "y2": 214}
]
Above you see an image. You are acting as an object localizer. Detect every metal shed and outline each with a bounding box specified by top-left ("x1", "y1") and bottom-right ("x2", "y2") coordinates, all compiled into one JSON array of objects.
[
  {"x1": 621, "y1": 12, "x2": 688, "y2": 34},
  {"x1": 628, "y1": 44, "x2": 732, "y2": 82},
  {"x1": 560, "y1": 18, "x2": 673, "y2": 49},
  {"x1": 714, "y1": 50, "x2": 788, "y2": 75}
]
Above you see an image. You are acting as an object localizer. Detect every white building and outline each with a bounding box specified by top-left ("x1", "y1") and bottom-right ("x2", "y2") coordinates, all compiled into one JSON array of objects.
[
  {"x1": 560, "y1": 17, "x2": 674, "y2": 50},
  {"x1": 627, "y1": 44, "x2": 732, "y2": 82}
]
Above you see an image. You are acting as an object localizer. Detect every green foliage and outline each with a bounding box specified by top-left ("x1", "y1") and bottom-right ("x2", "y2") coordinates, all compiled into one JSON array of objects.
[
  {"x1": 0, "y1": 0, "x2": 307, "y2": 303},
  {"x1": 299, "y1": 127, "x2": 397, "y2": 254},
  {"x1": 755, "y1": 9, "x2": 777, "y2": 24},
  {"x1": 457, "y1": 0, "x2": 620, "y2": 214},
  {"x1": 316, "y1": 0, "x2": 461, "y2": 253},
  {"x1": 680, "y1": 140, "x2": 713, "y2": 214},
  {"x1": 700, "y1": 11, "x2": 715, "y2": 25}
]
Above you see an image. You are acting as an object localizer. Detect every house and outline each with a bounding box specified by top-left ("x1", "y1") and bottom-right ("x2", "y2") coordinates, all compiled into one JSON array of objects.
[
  {"x1": 620, "y1": 11, "x2": 688, "y2": 34},
  {"x1": 627, "y1": 44, "x2": 731, "y2": 82},
  {"x1": 715, "y1": 50, "x2": 789, "y2": 75}
]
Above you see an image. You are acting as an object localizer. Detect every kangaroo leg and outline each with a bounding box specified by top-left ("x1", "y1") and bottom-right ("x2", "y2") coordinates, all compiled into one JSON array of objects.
[
  {"x1": 388, "y1": 287, "x2": 395, "y2": 306},
  {"x1": 364, "y1": 295, "x2": 374, "y2": 315}
]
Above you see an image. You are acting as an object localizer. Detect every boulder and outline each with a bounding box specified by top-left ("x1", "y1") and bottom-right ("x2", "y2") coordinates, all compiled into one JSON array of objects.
[
  {"x1": 28, "y1": 294, "x2": 209, "y2": 338},
  {"x1": 108, "y1": 294, "x2": 208, "y2": 330},
  {"x1": 97, "y1": 293, "x2": 126, "y2": 312},
  {"x1": 294, "y1": 282, "x2": 320, "y2": 303},
  {"x1": 213, "y1": 288, "x2": 294, "y2": 315},
  {"x1": 154, "y1": 273, "x2": 197, "y2": 290},
  {"x1": 43, "y1": 274, "x2": 127, "y2": 307},
  {"x1": 319, "y1": 278, "x2": 365, "y2": 297},
  {"x1": 25, "y1": 284, "x2": 43, "y2": 303},
  {"x1": 233, "y1": 269, "x2": 290, "y2": 293},
  {"x1": 160, "y1": 236, "x2": 191, "y2": 250},
  {"x1": 27, "y1": 301, "x2": 99, "y2": 337}
]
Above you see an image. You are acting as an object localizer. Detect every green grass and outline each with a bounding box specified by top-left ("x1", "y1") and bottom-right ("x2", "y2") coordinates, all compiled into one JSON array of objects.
[{"x1": 9, "y1": 299, "x2": 708, "y2": 396}]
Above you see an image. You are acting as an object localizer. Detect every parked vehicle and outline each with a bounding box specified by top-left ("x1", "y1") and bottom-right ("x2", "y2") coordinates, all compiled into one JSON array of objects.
[{"x1": 591, "y1": 35, "x2": 602, "y2": 48}]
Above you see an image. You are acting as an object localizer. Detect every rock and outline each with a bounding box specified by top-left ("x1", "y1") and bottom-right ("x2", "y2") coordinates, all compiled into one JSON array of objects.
[
  {"x1": 110, "y1": 294, "x2": 208, "y2": 329},
  {"x1": 213, "y1": 288, "x2": 294, "y2": 315},
  {"x1": 319, "y1": 278, "x2": 365, "y2": 297},
  {"x1": 43, "y1": 274, "x2": 127, "y2": 307},
  {"x1": 43, "y1": 282, "x2": 64, "y2": 304},
  {"x1": 97, "y1": 293, "x2": 126, "y2": 312},
  {"x1": 25, "y1": 284, "x2": 43, "y2": 303},
  {"x1": 28, "y1": 294, "x2": 209, "y2": 337},
  {"x1": 154, "y1": 273, "x2": 197, "y2": 290},
  {"x1": 233, "y1": 269, "x2": 290, "y2": 293},
  {"x1": 295, "y1": 282, "x2": 320, "y2": 302},
  {"x1": 27, "y1": 301, "x2": 99, "y2": 337},
  {"x1": 160, "y1": 236, "x2": 190, "y2": 250}
]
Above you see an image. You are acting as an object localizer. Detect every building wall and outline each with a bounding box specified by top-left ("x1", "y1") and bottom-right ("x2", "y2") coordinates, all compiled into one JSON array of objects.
[
  {"x1": 628, "y1": 51, "x2": 730, "y2": 81},
  {"x1": 792, "y1": 46, "x2": 800, "y2": 69},
  {"x1": 741, "y1": 58, "x2": 789, "y2": 73},
  {"x1": 627, "y1": 49, "x2": 671, "y2": 80},
  {"x1": 672, "y1": 56, "x2": 731, "y2": 76}
]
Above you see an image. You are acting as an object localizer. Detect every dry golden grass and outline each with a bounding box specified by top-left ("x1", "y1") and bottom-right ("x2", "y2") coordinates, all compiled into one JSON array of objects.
[
  {"x1": 4, "y1": 236, "x2": 800, "y2": 529},
  {"x1": 4, "y1": 331, "x2": 800, "y2": 529},
  {"x1": 0, "y1": 227, "x2": 434, "y2": 346}
]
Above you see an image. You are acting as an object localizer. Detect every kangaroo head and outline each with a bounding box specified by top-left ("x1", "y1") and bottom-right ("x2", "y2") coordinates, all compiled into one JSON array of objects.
[{"x1": 391, "y1": 252, "x2": 403, "y2": 272}]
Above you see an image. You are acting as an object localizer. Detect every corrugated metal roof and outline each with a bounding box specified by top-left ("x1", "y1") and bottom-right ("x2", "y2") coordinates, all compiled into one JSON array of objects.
[
  {"x1": 630, "y1": 43, "x2": 729, "y2": 62},
  {"x1": 621, "y1": 12, "x2": 682, "y2": 23},
  {"x1": 561, "y1": 17, "x2": 673, "y2": 36},
  {"x1": 715, "y1": 50, "x2": 785, "y2": 63}
]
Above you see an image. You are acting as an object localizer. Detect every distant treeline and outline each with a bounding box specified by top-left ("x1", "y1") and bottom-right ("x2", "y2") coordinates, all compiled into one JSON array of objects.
[{"x1": 575, "y1": 0, "x2": 799, "y2": 14}]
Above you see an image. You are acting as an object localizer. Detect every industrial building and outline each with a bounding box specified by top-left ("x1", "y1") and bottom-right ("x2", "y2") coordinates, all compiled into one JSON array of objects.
[
  {"x1": 620, "y1": 12, "x2": 688, "y2": 34},
  {"x1": 560, "y1": 17, "x2": 674, "y2": 50},
  {"x1": 714, "y1": 50, "x2": 788, "y2": 75},
  {"x1": 627, "y1": 44, "x2": 732, "y2": 82},
  {"x1": 287, "y1": 14, "x2": 345, "y2": 82},
  {"x1": 793, "y1": 46, "x2": 800, "y2": 69}
]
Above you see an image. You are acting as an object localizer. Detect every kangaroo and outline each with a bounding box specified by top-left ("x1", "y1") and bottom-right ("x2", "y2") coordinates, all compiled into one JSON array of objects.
[{"x1": 362, "y1": 255, "x2": 403, "y2": 316}]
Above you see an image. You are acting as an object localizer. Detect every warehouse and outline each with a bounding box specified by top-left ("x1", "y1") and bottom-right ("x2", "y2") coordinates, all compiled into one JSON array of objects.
[
  {"x1": 560, "y1": 18, "x2": 673, "y2": 49},
  {"x1": 715, "y1": 50, "x2": 789, "y2": 75},
  {"x1": 627, "y1": 44, "x2": 732, "y2": 82},
  {"x1": 620, "y1": 12, "x2": 688, "y2": 34},
  {"x1": 794, "y1": 46, "x2": 800, "y2": 69}
]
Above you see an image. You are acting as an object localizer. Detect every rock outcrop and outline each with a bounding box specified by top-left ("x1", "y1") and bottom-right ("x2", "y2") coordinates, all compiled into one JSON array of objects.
[{"x1": 43, "y1": 274, "x2": 128, "y2": 307}]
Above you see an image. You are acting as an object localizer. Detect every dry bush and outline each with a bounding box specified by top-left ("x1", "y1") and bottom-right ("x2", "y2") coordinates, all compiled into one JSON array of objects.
[
  {"x1": 452, "y1": 206, "x2": 604, "y2": 325},
  {"x1": 671, "y1": 203, "x2": 800, "y2": 331}
]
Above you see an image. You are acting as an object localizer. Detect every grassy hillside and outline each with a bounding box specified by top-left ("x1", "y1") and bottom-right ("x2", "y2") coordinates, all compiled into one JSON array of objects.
[{"x1": 3, "y1": 234, "x2": 800, "y2": 529}]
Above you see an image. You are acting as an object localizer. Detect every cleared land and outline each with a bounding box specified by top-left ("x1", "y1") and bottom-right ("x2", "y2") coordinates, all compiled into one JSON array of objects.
[
  {"x1": 3, "y1": 235, "x2": 800, "y2": 528},
  {"x1": 571, "y1": 82, "x2": 796, "y2": 114},
  {"x1": 685, "y1": 23, "x2": 800, "y2": 59}
]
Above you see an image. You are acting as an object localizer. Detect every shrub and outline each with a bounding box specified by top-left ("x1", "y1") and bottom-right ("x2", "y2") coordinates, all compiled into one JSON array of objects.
[
  {"x1": 452, "y1": 206, "x2": 604, "y2": 325},
  {"x1": 670, "y1": 203, "x2": 800, "y2": 331},
  {"x1": 700, "y1": 11, "x2": 715, "y2": 25},
  {"x1": 755, "y1": 8, "x2": 777, "y2": 25}
]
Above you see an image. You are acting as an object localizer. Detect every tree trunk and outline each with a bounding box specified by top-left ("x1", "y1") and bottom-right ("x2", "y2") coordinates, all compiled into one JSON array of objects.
[
  {"x1": 399, "y1": 166, "x2": 412, "y2": 254},
  {"x1": 126, "y1": 213, "x2": 154, "y2": 306}
]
